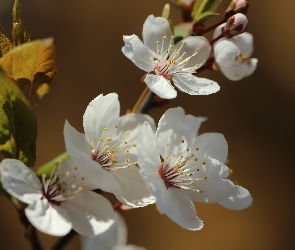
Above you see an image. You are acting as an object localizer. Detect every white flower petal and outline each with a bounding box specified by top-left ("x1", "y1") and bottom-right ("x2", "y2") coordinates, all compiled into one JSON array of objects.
[
  {"x1": 83, "y1": 93, "x2": 120, "y2": 147},
  {"x1": 142, "y1": 15, "x2": 173, "y2": 55},
  {"x1": 115, "y1": 113, "x2": 156, "y2": 149},
  {"x1": 0, "y1": 159, "x2": 42, "y2": 204},
  {"x1": 144, "y1": 74, "x2": 177, "y2": 99},
  {"x1": 63, "y1": 190, "x2": 114, "y2": 236},
  {"x1": 219, "y1": 185, "x2": 252, "y2": 210},
  {"x1": 175, "y1": 36, "x2": 211, "y2": 68},
  {"x1": 122, "y1": 35, "x2": 155, "y2": 72},
  {"x1": 113, "y1": 245, "x2": 147, "y2": 250},
  {"x1": 156, "y1": 107, "x2": 206, "y2": 156},
  {"x1": 64, "y1": 120, "x2": 92, "y2": 159},
  {"x1": 220, "y1": 58, "x2": 258, "y2": 81},
  {"x1": 214, "y1": 39, "x2": 240, "y2": 66},
  {"x1": 64, "y1": 115, "x2": 121, "y2": 194},
  {"x1": 158, "y1": 188, "x2": 203, "y2": 230},
  {"x1": 25, "y1": 200, "x2": 72, "y2": 236},
  {"x1": 235, "y1": 32, "x2": 253, "y2": 58},
  {"x1": 186, "y1": 160, "x2": 235, "y2": 203},
  {"x1": 191, "y1": 133, "x2": 228, "y2": 163},
  {"x1": 186, "y1": 178, "x2": 235, "y2": 204},
  {"x1": 112, "y1": 166, "x2": 155, "y2": 208},
  {"x1": 173, "y1": 74, "x2": 220, "y2": 95},
  {"x1": 213, "y1": 23, "x2": 224, "y2": 39},
  {"x1": 82, "y1": 212, "x2": 127, "y2": 250},
  {"x1": 180, "y1": 0, "x2": 195, "y2": 4},
  {"x1": 75, "y1": 158, "x2": 121, "y2": 194},
  {"x1": 137, "y1": 121, "x2": 161, "y2": 174}
]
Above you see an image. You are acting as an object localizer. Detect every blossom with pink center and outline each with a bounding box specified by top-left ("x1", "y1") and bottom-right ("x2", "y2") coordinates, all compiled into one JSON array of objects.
[
  {"x1": 122, "y1": 14, "x2": 220, "y2": 99},
  {"x1": 64, "y1": 93, "x2": 155, "y2": 208},
  {"x1": 0, "y1": 158, "x2": 114, "y2": 236},
  {"x1": 137, "y1": 107, "x2": 252, "y2": 230}
]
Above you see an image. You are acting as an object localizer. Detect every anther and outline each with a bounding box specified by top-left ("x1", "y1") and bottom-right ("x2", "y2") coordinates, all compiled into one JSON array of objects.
[
  {"x1": 126, "y1": 132, "x2": 130, "y2": 135},
  {"x1": 156, "y1": 41, "x2": 160, "y2": 44},
  {"x1": 104, "y1": 128, "x2": 107, "y2": 131}
]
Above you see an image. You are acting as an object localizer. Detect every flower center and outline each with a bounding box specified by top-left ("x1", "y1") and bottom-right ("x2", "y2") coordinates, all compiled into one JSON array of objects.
[
  {"x1": 235, "y1": 53, "x2": 251, "y2": 65},
  {"x1": 91, "y1": 126, "x2": 137, "y2": 170},
  {"x1": 158, "y1": 139, "x2": 207, "y2": 193},
  {"x1": 154, "y1": 36, "x2": 199, "y2": 78},
  {"x1": 41, "y1": 168, "x2": 83, "y2": 206}
]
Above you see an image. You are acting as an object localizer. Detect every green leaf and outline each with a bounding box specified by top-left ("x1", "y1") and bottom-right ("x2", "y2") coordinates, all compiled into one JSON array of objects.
[
  {"x1": 192, "y1": 0, "x2": 221, "y2": 22},
  {"x1": 0, "y1": 38, "x2": 57, "y2": 106},
  {"x1": 174, "y1": 22, "x2": 193, "y2": 38},
  {"x1": 196, "y1": 11, "x2": 219, "y2": 24},
  {"x1": 0, "y1": 70, "x2": 37, "y2": 166},
  {"x1": 12, "y1": 0, "x2": 30, "y2": 46},
  {"x1": 36, "y1": 152, "x2": 70, "y2": 177}
]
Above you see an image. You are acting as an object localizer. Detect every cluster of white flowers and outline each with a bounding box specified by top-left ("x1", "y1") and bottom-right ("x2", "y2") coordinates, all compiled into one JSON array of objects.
[
  {"x1": 0, "y1": 93, "x2": 252, "y2": 239},
  {"x1": 0, "y1": 7, "x2": 255, "y2": 249}
]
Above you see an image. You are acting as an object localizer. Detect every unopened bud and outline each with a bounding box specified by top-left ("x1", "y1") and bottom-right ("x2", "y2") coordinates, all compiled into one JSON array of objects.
[
  {"x1": 225, "y1": 0, "x2": 249, "y2": 20},
  {"x1": 223, "y1": 13, "x2": 248, "y2": 38}
]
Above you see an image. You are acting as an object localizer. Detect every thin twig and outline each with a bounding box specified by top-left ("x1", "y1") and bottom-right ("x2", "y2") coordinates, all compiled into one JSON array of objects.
[
  {"x1": 51, "y1": 230, "x2": 77, "y2": 250},
  {"x1": 18, "y1": 210, "x2": 43, "y2": 250}
]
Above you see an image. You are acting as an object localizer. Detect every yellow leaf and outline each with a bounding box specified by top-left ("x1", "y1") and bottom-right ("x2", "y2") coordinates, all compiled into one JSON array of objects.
[
  {"x1": 0, "y1": 29, "x2": 14, "y2": 57},
  {"x1": 0, "y1": 38, "x2": 56, "y2": 106}
]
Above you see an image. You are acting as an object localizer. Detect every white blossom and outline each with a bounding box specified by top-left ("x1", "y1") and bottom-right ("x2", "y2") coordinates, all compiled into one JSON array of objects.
[
  {"x1": 0, "y1": 158, "x2": 114, "y2": 236},
  {"x1": 213, "y1": 24, "x2": 258, "y2": 81},
  {"x1": 122, "y1": 14, "x2": 220, "y2": 99},
  {"x1": 137, "y1": 107, "x2": 252, "y2": 230},
  {"x1": 82, "y1": 212, "x2": 147, "y2": 250},
  {"x1": 64, "y1": 93, "x2": 155, "y2": 208}
]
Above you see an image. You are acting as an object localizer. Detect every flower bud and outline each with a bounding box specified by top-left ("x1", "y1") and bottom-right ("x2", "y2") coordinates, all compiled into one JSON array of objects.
[
  {"x1": 223, "y1": 13, "x2": 248, "y2": 38},
  {"x1": 225, "y1": 0, "x2": 249, "y2": 20}
]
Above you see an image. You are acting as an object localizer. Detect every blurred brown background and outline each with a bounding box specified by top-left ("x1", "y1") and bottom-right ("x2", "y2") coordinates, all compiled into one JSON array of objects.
[{"x1": 0, "y1": 0, "x2": 294, "y2": 249}]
